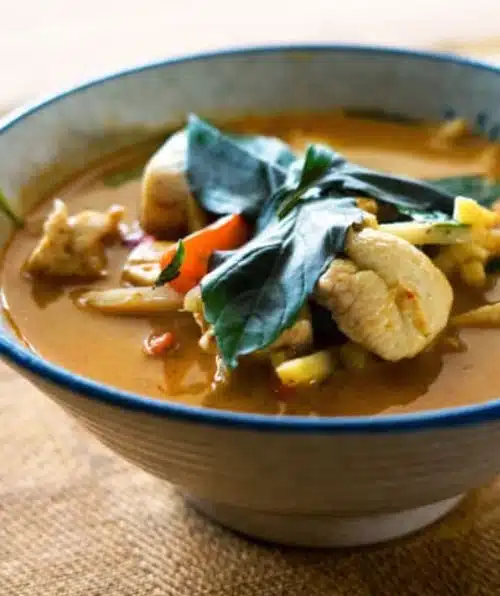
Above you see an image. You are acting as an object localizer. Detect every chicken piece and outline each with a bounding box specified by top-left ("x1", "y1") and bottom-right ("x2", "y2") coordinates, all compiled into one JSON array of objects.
[
  {"x1": 315, "y1": 228, "x2": 453, "y2": 361},
  {"x1": 183, "y1": 286, "x2": 313, "y2": 357},
  {"x1": 26, "y1": 199, "x2": 124, "y2": 278},
  {"x1": 140, "y1": 131, "x2": 208, "y2": 238}
]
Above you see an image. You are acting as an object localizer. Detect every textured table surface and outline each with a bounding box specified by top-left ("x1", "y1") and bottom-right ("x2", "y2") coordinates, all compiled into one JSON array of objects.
[{"x1": 2, "y1": 3, "x2": 500, "y2": 593}]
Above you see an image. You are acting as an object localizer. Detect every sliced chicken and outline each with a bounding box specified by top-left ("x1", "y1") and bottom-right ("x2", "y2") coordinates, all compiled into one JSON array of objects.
[
  {"x1": 140, "y1": 131, "x2": 207, "y2": 238},
  {"x1": 315, "y1": 228, "x2": 453, "y2": 361},
  {"x1": 26, "y1": 199, "x2": 124, "y2": 278}
]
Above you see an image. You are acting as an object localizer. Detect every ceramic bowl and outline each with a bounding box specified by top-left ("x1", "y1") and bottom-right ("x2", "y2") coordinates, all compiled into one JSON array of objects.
[{"x1": 2, "y1": 46, "x2": 500, "y2": 548}]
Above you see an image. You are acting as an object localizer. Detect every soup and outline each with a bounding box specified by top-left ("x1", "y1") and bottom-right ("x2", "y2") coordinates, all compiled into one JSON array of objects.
[{"x1": 3, "y1": 111, "x2": 500, "y2": 416}]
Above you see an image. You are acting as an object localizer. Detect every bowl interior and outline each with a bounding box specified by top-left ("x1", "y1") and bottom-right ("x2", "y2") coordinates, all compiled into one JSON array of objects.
[{"x1": 2, "y1": 45, "x2": 500, "y2": 430}]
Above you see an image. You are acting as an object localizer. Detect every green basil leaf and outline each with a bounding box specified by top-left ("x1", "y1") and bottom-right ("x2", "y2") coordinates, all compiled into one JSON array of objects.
[
  {"x1": 258, "y1": 150, "x2": 457, "y2": 229},
  {"x1": 277, "y1": 144, "x2": 336, "y2": 219},
  {"x1": 201, "y1": 198, "x2": 364, "y2": 367},
  {"x1": 427, "y1": 175, "x2": 500, "y2": 207},
  {"x1": 186, "y1": 114, "x2": 296, "y2": 219},
  {"x1": 153, "y1": 240, "x2": 185, "y2": 287},
  {"x1": 316, "y1": 162, "x2": 456, "y2": 217},
  {"x1": 257, "y1": 147, "x2": 342, "y2": 231},
  {"x1": 234, "y1": 136, "x2": 297, "y2": 170},
  {"x1": 0, "y1": 189, "x2": 23, "y2": 227}
]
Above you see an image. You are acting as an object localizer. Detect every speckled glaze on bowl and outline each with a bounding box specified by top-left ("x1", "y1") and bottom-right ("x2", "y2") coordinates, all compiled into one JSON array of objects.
[{"x1": 2, "y1": 46, "x2": 500, "y2": 547}]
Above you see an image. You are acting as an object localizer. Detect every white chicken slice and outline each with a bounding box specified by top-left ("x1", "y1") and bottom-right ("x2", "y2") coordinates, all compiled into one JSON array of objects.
[
  {"x1": 140, "y1": 131, "x2": 208, "y2": 238},
  {"x1": 26, "y1": 199, "x2": 124, "y2": 278},
  {"x1": 315, "y1": 228, "x2": 453, "y2": 361}
]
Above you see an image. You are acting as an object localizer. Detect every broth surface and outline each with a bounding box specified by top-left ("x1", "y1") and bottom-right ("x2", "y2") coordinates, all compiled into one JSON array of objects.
[{"x1": 3, "y1": 112, "x2": 500, "y2": 416}]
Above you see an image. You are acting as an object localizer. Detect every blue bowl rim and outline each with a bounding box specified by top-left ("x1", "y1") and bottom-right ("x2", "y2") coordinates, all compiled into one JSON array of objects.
[{"x1": 2, "y1": 42, "x2": 500, "y2": 434}]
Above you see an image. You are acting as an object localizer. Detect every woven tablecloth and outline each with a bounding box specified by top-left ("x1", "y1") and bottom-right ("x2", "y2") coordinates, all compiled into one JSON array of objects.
[{"x1": 2, "y1": 362, "x2": 500, "y2": 596}]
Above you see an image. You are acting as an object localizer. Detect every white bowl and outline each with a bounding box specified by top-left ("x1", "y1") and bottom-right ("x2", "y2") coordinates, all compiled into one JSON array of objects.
[{"x1": 2, "y1": 45, "x2": 500, "y2": 547}]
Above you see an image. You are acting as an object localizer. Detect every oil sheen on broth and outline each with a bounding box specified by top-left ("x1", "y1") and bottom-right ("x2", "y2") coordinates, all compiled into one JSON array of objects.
[{"x1": 3, "y1": 112, "x2": 500, "y2": 416}]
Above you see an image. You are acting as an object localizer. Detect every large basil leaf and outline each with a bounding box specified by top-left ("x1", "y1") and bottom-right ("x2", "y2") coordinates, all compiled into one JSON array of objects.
[
  {"x1": 258, "y1": 149, "x2": 458, "y2": 230},
  {"x1": 186, "y1": 114, "x2": 296, "y2": 219},
  {"x1": 201, "y1": 198, "x2": 364, "y2": 368},
  {"x1": 311, "y1": 158, "x2": 456, "y2": 218},
  {"x1": 427, "y1": 175, "x2": 500, "y2": 208}
]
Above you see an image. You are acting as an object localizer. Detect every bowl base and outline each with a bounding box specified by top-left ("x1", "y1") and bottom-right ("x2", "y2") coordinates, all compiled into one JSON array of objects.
[{"x1": 186, "y1": 494, "x2": 464, "y2": 547}]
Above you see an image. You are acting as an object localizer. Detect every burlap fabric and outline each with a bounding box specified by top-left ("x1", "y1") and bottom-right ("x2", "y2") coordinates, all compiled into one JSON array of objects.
[{"x1": 2, "y1": 363, "x2": 500, "y2": 595}]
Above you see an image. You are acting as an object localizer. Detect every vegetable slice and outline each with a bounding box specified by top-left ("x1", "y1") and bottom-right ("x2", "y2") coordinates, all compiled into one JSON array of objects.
[
  {"x1": 453, "y1": 196, "x2": 498, "y2": 227},
  {"x1": 122, "y1": 263, "x2": 161, "y2": 286},
  {"x1": 126, "y1": 239, "x2": 174, "y2": 264},
  {"x1": 77, "y1": 286, "x2": 183, "y2": 315},
  {"x1": 452, "y1": 302, "x2": 500, "y2": 327},
  {"x1": 274, "y1": 350, "x2": 335, "y2": 387},
  {"x1": 123, "y1": 239, "x2": 174, "y2": 286},
  {"x1": 379, "y1": 221, "x2": 471, "y2": 245},
  {"x1": 157, "y1": 214, "x2": 250, "y2": 294}
]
